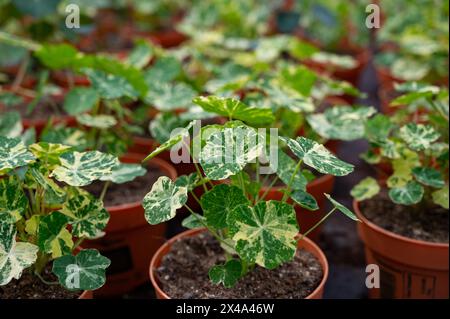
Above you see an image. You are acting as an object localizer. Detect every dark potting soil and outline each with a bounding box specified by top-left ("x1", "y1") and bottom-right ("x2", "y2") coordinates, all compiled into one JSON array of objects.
[
  {"x1": 85, "y1": 167, "x2": 164, "y2": 207},
  {"x1": 360, "y1": 191, "x2": 449, "y2": 243},
  {"x1": 0, "y1": 266, "x2": 81, "y2": 299},
  {"x1": 156, "y1": 232, "x2": 323, "y2": 299}
]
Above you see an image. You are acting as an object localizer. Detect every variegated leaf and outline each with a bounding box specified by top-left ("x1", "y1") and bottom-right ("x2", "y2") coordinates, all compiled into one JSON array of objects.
[
  {"x1": 181, "y1": 213, "x2": 205, "y2": 229},
  {"x1": 100, "y1": 163, "x2": 147, "y2": 184},
  {"x1": 143, "y1": 176, "x2": 188, "y2": 225},
  {"x1": 273, "y1": 151, "x2": 307, "y2": 191},
  {"x1": 412, "y1": 167, "x2": 445, "y2": 188},
  {"x1": 29, "y1": 142, "x2": 72, "y2": 167},
  {"x1": 227, "y1": 200, "x2": 299, "y2": 269},
  {"x1": 389, "y1": 181, "x2": 424, "y2": 205},
  {"x1": 432, "y1": 186, "x2": 449, "y2": 209},
  {"x1": 76, "y1": 114, "x2": 117, "y2": 129},
  {"x1": 0, "y1": 111, "x2": 22, "y2": 138},
  {"x1": 146, "y1": 82, "x2": 196, "y2": 111},
  {"x1": 53, "y1": 249, "x2": 110, "y2": 291},
  {"x1": 0, "y1": 177, "x2": 27, "y2": 224},
  {"x1": 280, "y1": 136, "x2": 354, "y2": 176},
  {"x1": 325, "y1": 194, "x2": 359, "y2": 221},
  {"x1": 61, "y1": 194, "x2": 109, "y2": 239},
  {"x1": 175, "y1": 172, "x2": 200, "y2": 192},
  {"x1": 63, "y1": 87, "x2": 99, "y2": 115},
  {"x1": 149, "y1": 112, "x2": 187, "y2": 145},
  {"x1": 40, "y1": 126, "x2": 89, "y2": 151},
  {"x1": 0, "y1": 136, "x2": 35, "y2": 172},
  {"x1": 209, "y1": 259, "x2": 242, "y2": 288},
  {"x1": 351, "y1": 177, "x2": 380, "y2": 201},
  {"x1": 399, "y1": 123, "x2": 440, "y2": 151},
  {"x1": 311, "y1": 52, "x2": 357, "y2": 69},
  {"x1": 263, "y1": 82, "x2": 315, "y2": 113},
  {"x1": 83, "y1": 68, "x2": 138, "y2": 100},
  {"x1": 0, "y1": 223, "x2": 38, "y2": 286},
  {"x1": 200, "y1": 125, "x2": 263, "y2": 180},
  {"x1": 28, "y1": 167, "x2": 66, "y2": 206},
  {"x1": 193, "y1": 96, "x2": 275, "y2": 126},
  {"x1": 307, "y1": 106, "x2": 376, "y2": 141},
  {"x1": 386, "y1": 153, "x2": 419, "y2": 188},
  {"x1": 291, "y1": 190, "x2": 318, "y2": 211},
  {"x1": 38, "y1": 211, "x2": 73, "y2": 259},
  {"x1": 51, "y1": 151, "x2": 119, "y2": 187},
  {"x1": 201, "y1": 184, "x2": 250, "y2": 229}
]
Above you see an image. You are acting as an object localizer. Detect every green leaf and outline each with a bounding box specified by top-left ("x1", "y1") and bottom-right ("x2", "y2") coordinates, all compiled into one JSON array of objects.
[
  {"x1": 143, "y1": 121, "x2": 194, "y2": 161},
  {"x1": 209, "y1": 259, "x2": 242, "y2": 288},
  {"x1": 63, "y1": 88, "x2": 99, "y2": 116},
  {"x1": 200, "y1": 125, "x2": 263, "y2": 180},
  {"x1": 325, "y1": 194, "x2": 359, "y2": 221},
  {"x1": 412, "y1": 167, "x2": 445, "y2": 188},
  {"x1": 365, "y1": 114, "x2": 393, "y2": 143},
  {"x1": 280, "y1": 136, "x2": 354, "y2": 176},
  {"x1": 311, "y1": 52, "x2": 357, "y2": 69},
  {"x1": 126, "y1": 41, "x2": 153, "y2": 69},
  {"x1": 144, "y1": 56, "x2": 181, "y2": 84},
  {"x1": 0, "y1": 223, "x2": 38, "y2": 286},
  {"x1": 227, "y1": 200, "x2": 299, "y2": 269},
  {"x1": 61, "y1": 194, "x2": 109, "y2": 239},
  {"x1": 0, "y1": 136, "x2": 35, "y2": 172},
  {"x1": 38, "y1": 211, "x2": 73, "y2": 258},
  {"x1": 273, "y1": 151, "x2": 308, "y2": 191},
  {"x1": 146, "y1": 82, "x2": 196, "y2": 111},
  {"x1": 175, "y1": 173, "x2": 200, "y2": 192},
  {"x1": 83, "y1": 68, "x2": 139, "y2": 100},
  {"x1": 307, "y1": 106, "x2": 376, "y2": 141},
  {"x1": 181, "y1": 213, "x2": 205, "y2": 229},
  {"x1": 351, "y1": 177, "x2": 380, "y2": 201},
  {"x1": 262, "y1": 81, "x2": 315, "y2": 113},
  {"x1": 0, "y1": 177, "x2": 27, "y2": 224},
  {"x1": 291, "y1": 190, "x2": 318, "y2": 211},
  {"x1": 28, "y1": 167, "x2": 66, "y2": 206},
  {"x1": 201, "y1": 184, "x2": 250, "y2": 229},
  {"x1": 40, "y1": 126, "x2": 89, "y2": 151},
  {"x1": 51, "y1": 151, "x2": 119, "y2": 187},
  {"x1": 29, "y1": 142, "x2": 72, "y2": 167},
  {"x1": 193, "y1": 96, "x2": 275, "y2": 126},
  {"x1": 432, "y1": 186, "x2": 449, "y2": 209},
  {"x1": 12, "y1": 0, "x2": 59, "y2": 18},
  {"x1": 0, "y1": 111, "x2": 22, "y2": 138},
  {"x1": 399, "y1": 123, "x2": 440, "y2": 151},
  {"x1": 149, "y1": 112, "x2": 187, "y2": 145},
  {"x1": 52, "y1": 249, "x2": 110, "y2": 291},
  {"x1": 76, "y1": 113, "x2": 117, "y2": 129},
  {"x1": 35, "y1": 44, "x2": 78, "y2": 69},
  {"x1": 386, "y1": 154, "x2": 419, "y2": 188},
  {"x1": 389, "y1": 181, "x2": 424, "y2": 205},
  {"x1": 143, "y1": 176, "x2": 188, "y2": 225},
  {"x1": 99, "y1": 163, "x2": 146, "y2": 184}
]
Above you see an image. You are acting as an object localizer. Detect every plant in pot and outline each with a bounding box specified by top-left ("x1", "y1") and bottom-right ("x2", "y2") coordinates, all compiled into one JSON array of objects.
[
  {"x1": 351, "y1": 84, "x2": 449, "y2": 298},
  {"x1": 142, "y1": 95, "x2": 359, "y2": 298},
  {"x1": 0, "y1": 136, "x2": 121, "y2": 298}
]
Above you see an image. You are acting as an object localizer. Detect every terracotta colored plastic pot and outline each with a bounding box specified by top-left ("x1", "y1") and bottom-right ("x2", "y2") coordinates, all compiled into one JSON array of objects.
[
  {"x1": 354, "y1": 200, "x2": 449, "y2": 299},
  {"x1": 84, "y1": 153, "x2": 177, "y2": 297},
  {"x1": 149, "y1": 228, "x2": 329, "y2": 299},
  {"x1": 260, "y1": 174, "x2": 335, "y2": 242},
  {"x1": 79, "y1": 290, "x2": 93, "y2": 299},
  {"x1": 138, "y1": 29, "x2": 188, "y2": 48}
]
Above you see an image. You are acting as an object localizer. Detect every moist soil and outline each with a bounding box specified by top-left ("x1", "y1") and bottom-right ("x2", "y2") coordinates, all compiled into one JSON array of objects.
[
  {"x1": 156, "y1": 232, "x2": 323, "y2": 299},
  {"x1": 360, "y1": 191, "x2": 449, "y2": 243},
  {"x1": 85, "y1": 167, "x2": 164, "y2": 207},
  {"x1": 0, "y1": 265, "x2": 82, "y2": 299}
]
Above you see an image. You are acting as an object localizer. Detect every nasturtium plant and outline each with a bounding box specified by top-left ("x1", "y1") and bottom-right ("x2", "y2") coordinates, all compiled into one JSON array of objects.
[
  {"x1": 353, "y1": 83, "x2": 449, "y2": 210},
  {"x1": 0, "y1": 136, "x2": 123, "y2": 291},
  {"x1": 143, "y1": 96, "x2": 358, "y2": 288}
]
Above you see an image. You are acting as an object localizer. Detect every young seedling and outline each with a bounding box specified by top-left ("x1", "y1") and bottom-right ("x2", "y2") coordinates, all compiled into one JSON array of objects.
[{"x1": 142, "y1": 95, "x2": 359, "y2": 288}]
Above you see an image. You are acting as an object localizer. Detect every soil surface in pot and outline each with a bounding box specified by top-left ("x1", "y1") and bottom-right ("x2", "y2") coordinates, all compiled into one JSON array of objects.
[
  {"x1": 0, "y1": 266, "x2": 81, "y2": 299},
  {"x1": 156, "y1": 232, "x2": 323, "y2": 298},
  {"x1": 360, "y1": 192, "x2": 449, "y2": 243},
  {"x1": 85, "y1": 167, "x2": 164, "y2": 206}
]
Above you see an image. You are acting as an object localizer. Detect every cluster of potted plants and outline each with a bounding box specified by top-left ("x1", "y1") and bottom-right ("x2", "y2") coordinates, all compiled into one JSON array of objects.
[{"x1": 0, "y1": 0, "x2": 448, "y2": 299}]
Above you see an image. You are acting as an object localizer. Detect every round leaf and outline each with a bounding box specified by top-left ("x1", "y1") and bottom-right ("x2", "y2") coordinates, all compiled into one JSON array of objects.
[
  {"x1": 209, "y1": 259, "x2": 242, "y2": 288},
  {"x1": 0, "y1": 136, "x2": 35, "y2": 172},
  {"x1": 399, "y1": 123, "x2": 440, "y2": 151},
  {"x1": 351, "y1": 177, "x2": 380, "y2": 201},
  {"x1": 63, "y1": 88, "x2": 99, "y2": 115},
  {"x1": 389, "y1": 181, "x2": 424, "y2": 205},
  {"x1": 412, "y1": 167, "x2": 445, "y2": 188}
]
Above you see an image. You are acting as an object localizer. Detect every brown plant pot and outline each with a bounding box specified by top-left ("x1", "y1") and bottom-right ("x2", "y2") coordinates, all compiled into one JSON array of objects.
[
  {"x1": 136, "y1": 29, "x2": 188, "y2": 48},
  {"x1": 149, "y1": 228, "x2": 329, "y2": 299},
  {"x1": 84, "y1": 153, "x2": 177, "y2": 297},
  {"x1": 260, "y1": 174, "x2": 335, "y2": 242},
  {"x1": 353, "y1": 200, "x2": 449, "y2": 299},
  {"x1": 79, "y1": 290, "x2": 93, "y2": 299}
]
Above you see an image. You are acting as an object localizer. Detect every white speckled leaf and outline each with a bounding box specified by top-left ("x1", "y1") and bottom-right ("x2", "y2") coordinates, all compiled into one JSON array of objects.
[
  {"x1": 280, "y1": 136, "x2": 354, "y2": 176},
  {"x1": 0, "y1": 176, "x2": 27, "y2": 224},
  {"x1": 209, "y1": 259, "x2": 242, "y2": 288},
  {"x1": 37, "y1": 211, "x2": 73, "y2": 258},
  {"x1": 0, "y1": 136, "x2": 35, "y2": 172},
  {"x1": 389, "y1": 181, "x2": 424, "y2": 205},
  {"x1": 351, "y1": 177, "x2": 380, "y2": 201},
  {"x1": 149, "y1": 112, "x2": 187, "y2": 145},
  {"x1": 412, "y1": 167, "x2": 445, "y2": 188},
  {"x1": 227, "y1": 200, "x2": 298, "y2": 269},
  {"x1": 0, "y1": 111, "x2": 22, "y2": 138},
  {"x1": 143, "y1": 176, "x2": 188, "y2": 225},
  {"x1": 61, "y1": 194, "x2": 109, "y2": 239},
  {"x1": 28, "y1": 167, "x2": 66, "y2": 206},
  {"x1": 51, "y1": 151, "x2": 119, "y2": 186},
  {"x1": 193, "y1": 96, "x2": 274, "y2": 126},
  {"x1": 325, "y1": 194, "x2": 359, "y2": 221},
  {"x1": 29, "y1": 142, "x2": 72, "y2": 167},
  {"x1": 291, "y1": 190, "x2": 318, "y2": 211},
  {"x1": 63, "y1": 87, "x2": 99, "y2": 115},
  {"x1": 432, "y1": 186, "x2": 449, "y2": 209},
  {"x1": 84, "y1": 68, "x2": 138, "y2": 100},
  {"x1": 274, "y1": 150, "x2": 307, "y2": 191},
  {"x1": 76, "y1": 114, "x2": 117, "y2": 129},
  {"x1": 0, "y1": 223, "x2": 38, "y2": 286},
  {"x1": 53, "y1": 249, "x2": 110, "y2": 291},
  {"x1": 100, "y1": 163, "x2": 147, "y2": 184},
  {"x1": 175, "y1": 172, "x2": 200, "y2": 192},
  {"x1": 201, "y1": 184, "x2": 250, "y2": 229},
  {"x1": 399, "y1": 123, "x2": 440, "y2": 151},
  {"x1": 146, "y1": 82, "x2": 196, "y2": 111},
  {"x1": 200, "y1": 125, "x2": 263, "y2": 180}
]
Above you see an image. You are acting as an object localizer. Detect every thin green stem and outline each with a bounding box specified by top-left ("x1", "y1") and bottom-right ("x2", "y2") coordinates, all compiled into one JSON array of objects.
[
  {"x1": 99, "y1": 181, "x2": 111, "y2": 202},
  {"x1": 189, "y1": 190, "x2": 201, "y2": 206},
  {"x1": 297, "y1": 208, "x2": 336, "y2": 242},
  {"x1": 256, "y1": 175, "x2": 280, "y2": 203},
  {"x1": 35, "y1": 271, "x2": 59, "y2": 286},
  {"x1": 282, "y1": 160, "x2": 302, "y2": 202}
]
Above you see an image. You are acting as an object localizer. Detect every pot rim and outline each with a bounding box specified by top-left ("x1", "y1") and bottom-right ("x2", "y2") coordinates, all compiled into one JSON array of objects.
[
  {"x1": 353, "y1": 199, "x2": 449, "y2": 248},
  {"x1": 106, "y1": 155, "x2": 177, "y2": 212},
  {"x1": 149, "y1": 228, "x2": 329, "y2": 299}
]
